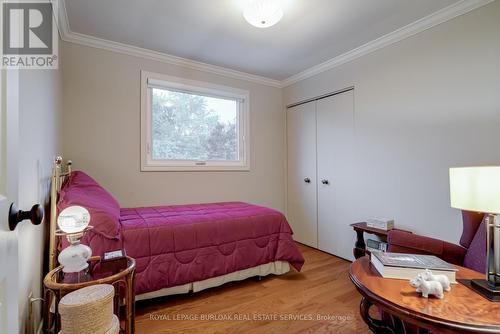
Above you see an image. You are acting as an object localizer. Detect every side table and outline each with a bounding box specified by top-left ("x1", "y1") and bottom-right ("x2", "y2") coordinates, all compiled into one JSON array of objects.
[
  {"x1": 350, "y1": 222, "x2": 411, "y2": 259},
  {"x1": 349, "y1": 256, "x2": 500, "y2": 334},
  {"x1": 43, "y1": 255, "x2": 136, "y2": 334}
]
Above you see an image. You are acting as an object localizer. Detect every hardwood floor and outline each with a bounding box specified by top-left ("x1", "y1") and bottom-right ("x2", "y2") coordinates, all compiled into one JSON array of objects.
[{"x1": 135, "y1": 244, "x2": 371, "y2": 334}]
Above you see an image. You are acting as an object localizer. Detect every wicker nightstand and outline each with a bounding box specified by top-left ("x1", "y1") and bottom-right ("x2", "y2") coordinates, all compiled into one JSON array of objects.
[{"x1": 43, "y1": 256, "x2": 136, "y2": 334}]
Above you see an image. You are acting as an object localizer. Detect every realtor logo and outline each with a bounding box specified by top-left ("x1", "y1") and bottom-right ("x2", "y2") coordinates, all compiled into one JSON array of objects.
[{"x1": 1, "y1": 1, "x2": 58, "y2": 69}]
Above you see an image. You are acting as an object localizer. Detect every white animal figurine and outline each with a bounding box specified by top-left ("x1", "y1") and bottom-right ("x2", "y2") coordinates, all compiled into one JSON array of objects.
[
  {"x1": 409, "y1": 274, "x2": 444, "y2": 299},
  {"x1": 421, "y1": 269, "x2": 451, "y2": 292}
]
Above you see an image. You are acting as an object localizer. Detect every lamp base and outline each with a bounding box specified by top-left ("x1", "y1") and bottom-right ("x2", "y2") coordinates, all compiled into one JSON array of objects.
[
  {"x1": 58, "y1": 243, "x2": 92, "y2": 273},
  {"x1": 460, "y1": 279, "x2": 500, "y2": 302}
]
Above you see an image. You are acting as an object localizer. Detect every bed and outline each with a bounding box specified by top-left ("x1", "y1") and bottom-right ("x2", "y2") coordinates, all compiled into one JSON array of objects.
[{"x1": 49, "y1": 157, "x2": 304, "y2": 300}]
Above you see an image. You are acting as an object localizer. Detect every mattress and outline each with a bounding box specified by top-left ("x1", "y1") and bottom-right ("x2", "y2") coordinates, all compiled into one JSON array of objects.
[{"x1": 83, "y1": 202, "x2": 304, "y2": 295}]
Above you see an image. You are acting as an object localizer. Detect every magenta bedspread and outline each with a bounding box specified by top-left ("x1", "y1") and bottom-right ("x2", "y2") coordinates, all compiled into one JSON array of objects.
[{"x1": 83, "y1": 202, "x2": 304, "y2": 295}]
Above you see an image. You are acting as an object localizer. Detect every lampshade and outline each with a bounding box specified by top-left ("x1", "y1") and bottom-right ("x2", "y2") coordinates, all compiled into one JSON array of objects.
[
  {"x1": 57, "y1": 205, "x2": 90, "y2": 233},
  {"x1": 243, "y1": 0, "x2": 283, "y2": 28},
  {"x1": 450, "y1": 167, "x2": 500, "y2": 214}
]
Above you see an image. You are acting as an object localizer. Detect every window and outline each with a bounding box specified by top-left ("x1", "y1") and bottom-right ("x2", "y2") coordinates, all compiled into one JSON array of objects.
[{"x1": 141, "y1": 71, "x2": 250, "y2": 171}]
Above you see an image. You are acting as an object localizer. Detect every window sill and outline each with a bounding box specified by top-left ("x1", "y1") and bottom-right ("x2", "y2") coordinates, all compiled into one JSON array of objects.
[{"x1": 140, "y1": 164, "x2": 250, "y2": 172}]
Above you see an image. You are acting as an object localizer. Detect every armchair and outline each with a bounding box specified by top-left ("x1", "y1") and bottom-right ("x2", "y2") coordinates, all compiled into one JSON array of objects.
[{"x1": 387, "y1": 210, "x2": 487, "y2": 273}]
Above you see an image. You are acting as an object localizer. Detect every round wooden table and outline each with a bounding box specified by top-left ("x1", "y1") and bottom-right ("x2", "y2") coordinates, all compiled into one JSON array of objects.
[
  {"x1": 349, "y1": 256, "x2": 500, "y2": 334},
  {"x1": 43, "y1": 256, "x2": 136, "y2": 334}
]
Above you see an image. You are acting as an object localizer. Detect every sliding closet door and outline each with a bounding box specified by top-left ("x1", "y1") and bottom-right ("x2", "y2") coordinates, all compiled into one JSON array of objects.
[
  {"x1": 316, "y1": 90, "x2": 355, "y2": 259},
  {"x1": 286, "y1": 101, "x2": 318, "y2": 248}
]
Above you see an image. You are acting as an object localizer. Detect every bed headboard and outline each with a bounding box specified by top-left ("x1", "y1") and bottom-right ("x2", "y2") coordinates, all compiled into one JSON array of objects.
[{"x1": 49, "y1": 156, "x2": 72, "y2": 271}]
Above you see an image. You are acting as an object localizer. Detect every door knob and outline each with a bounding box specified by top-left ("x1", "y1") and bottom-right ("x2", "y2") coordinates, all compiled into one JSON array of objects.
[
  {"x1": 321, "y1": 179, "x2": 329, "y2": 185},
  {"x1": 8, "y1": 203, "x2": 44, "y2": 231},
  {"x1": 304, "y1": 177, "x2": 311, "y2": 183}
]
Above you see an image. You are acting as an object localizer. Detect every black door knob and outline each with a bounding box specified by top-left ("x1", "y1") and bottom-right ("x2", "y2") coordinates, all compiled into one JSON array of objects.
[
  {"x1": 321, "y1": 179, "x2": 329, "y2": 185},
  {"x1": 304, "y1": 177, "x2": 311, "y2": 183},
  {"x1": 9, "y1": 203, "x2": 44, "y2": 231}
]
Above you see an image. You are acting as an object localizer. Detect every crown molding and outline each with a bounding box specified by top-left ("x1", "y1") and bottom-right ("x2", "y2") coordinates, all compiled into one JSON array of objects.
[
  {"x1": 55, "y1": 0, "x2": 282, "y2": 88},
  {"x1": 55, "y1": 0, "x2": 494, "y2": 89},
  {"x1": 281, "y1": 0, "x2": 495, "y2": 87}
]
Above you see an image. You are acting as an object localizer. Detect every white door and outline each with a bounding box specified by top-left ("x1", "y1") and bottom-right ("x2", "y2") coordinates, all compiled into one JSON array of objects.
[
  {"x1": 317, "y1": 90, "x2": 356, "y2": 260},
  {"x1": 0, "y1": 68, "x2": 20, "y2": 333},
  {"x1": 286, "y1": 101, "x2": 318, "y2": 247}
]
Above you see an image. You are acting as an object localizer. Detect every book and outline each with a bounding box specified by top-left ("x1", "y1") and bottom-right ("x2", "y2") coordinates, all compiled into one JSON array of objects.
[
  {"x1": 370, "y1": 251, "x2": 457, "y2": 282},
  {"x1": 366, "y1": 239, "x2": 388, "y2": 252},
  {"x1": 366, "y1": 218, "x2": 394, "y2": 230}
]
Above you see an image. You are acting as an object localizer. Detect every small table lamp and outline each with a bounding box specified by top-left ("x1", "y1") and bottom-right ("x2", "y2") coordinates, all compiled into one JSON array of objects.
[
  {"x1": 450, "y1": 166, "x2": 500, "y2": 301},
  {"x1": 57, "y1": 206, "x2": 93, "y2": 273}
]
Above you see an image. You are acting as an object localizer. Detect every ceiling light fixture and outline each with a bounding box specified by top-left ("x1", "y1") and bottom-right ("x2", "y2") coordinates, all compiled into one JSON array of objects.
[{"x1": 243, "y1": 0, "x2": 284, "y2": 28}]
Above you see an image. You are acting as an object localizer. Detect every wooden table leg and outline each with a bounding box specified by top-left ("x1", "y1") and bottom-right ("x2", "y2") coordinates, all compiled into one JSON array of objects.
[
  {"x1": 354, "y1": 230, "x2": 366, "y2": 259},
  {"x1": 53, "y1": 290, "x2": 61, "y2": 333},
  {"x1": 43, "y1": 289, "x2": 52, "y2": 333},
  {"x1": 388, "y1": 313, "x2": 406, "y2": 334},
  {"x1": 112, "y1": 282, "x2": 120, "y2": 319},
  {"x1": 359, "y1": 297, "x2": 395, "y2": 334},
  {"x1": 125, "y1": 271, "x2": 136, "y2": 334}
]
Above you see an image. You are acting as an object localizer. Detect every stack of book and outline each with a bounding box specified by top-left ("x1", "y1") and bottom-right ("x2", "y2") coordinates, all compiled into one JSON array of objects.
[{"x1": 370, "y1": 251, "x2": 457, "y2": 282}]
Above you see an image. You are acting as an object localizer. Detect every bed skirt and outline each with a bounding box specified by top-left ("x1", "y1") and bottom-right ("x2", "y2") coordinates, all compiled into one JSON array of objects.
[{"x1": 136, "y1": 260, "x2": 290, "y2": 301}]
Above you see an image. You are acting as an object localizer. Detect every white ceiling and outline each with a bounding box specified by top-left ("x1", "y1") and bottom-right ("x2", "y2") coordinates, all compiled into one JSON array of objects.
[{"x1": 64, "y1": 0, "x2": 461, "y2": 81}]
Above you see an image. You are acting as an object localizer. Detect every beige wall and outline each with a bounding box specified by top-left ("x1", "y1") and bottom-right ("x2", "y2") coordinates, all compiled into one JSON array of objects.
[
  {"x1": 61, "y1": 1, "x2": 499, "y2": 252},
  {"x1": 17, "y1": 46, "x2": 63, "y2": 331},
  {"x1": 283, "y1": 1, "x2": 500, "y2": 245},
  {"x1": 61, "y1": 42, "x2": 285, "y2": 211}
]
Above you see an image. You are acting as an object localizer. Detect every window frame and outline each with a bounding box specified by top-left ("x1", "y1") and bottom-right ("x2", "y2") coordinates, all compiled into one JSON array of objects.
[{"x1": 140, "y1": 71, "x2": 250, "y2": 171}]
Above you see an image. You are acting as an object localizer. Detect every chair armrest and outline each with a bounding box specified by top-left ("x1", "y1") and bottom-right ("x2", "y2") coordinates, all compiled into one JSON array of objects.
[{"x1": 387, "y1": 230, "x2": 467, "y2": 266}]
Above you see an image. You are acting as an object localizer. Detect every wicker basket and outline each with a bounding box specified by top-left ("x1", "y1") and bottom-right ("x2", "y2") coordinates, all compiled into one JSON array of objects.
[{"x1": 58, "y1": 284, "x2": 119, "y2": 334}]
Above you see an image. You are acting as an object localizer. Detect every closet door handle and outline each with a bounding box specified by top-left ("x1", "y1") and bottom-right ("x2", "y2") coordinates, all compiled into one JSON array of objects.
[
  {"x1": 321, "y1": 179, "x2": 329, "y2": 185},
  {"x1": 304, "y1": 178, "x2": 311, "y2": 183}
]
